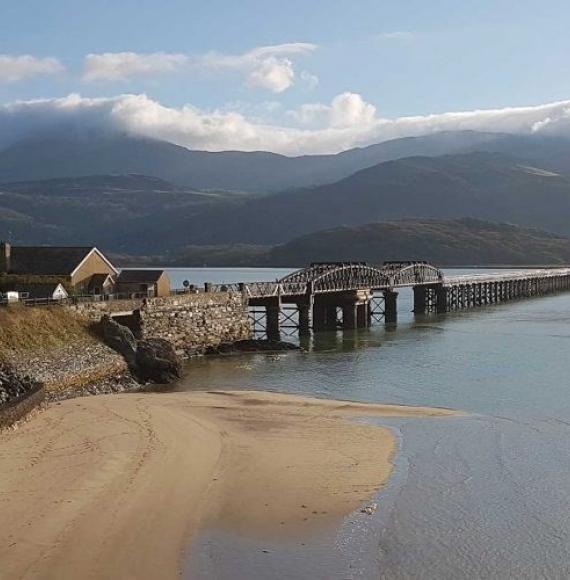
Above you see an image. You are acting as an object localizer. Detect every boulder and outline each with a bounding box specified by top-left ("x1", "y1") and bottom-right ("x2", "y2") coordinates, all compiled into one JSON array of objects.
[
  {"x1": 0, "y1": 365, "x2": 38, "y2": 407},
  {"x1": 205, "y1": 339, "x2": 301, "y2": 355},
  {"x1": 135, "y1": 338, "x2": 182, "y2": 384},
  {"x1": 99, "y1": 315, "x2": 137, "y2": 364}
]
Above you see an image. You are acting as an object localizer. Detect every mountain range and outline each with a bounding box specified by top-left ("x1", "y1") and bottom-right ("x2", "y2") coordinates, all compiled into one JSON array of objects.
[
  {"x1": 2, "y1": 129, "x2": 570, "y2": 265},
  {"x1": 3, "y1": 129, "x2": 570, "y2": 193},
  {"x1": 157, "y1": 218, "x2": 570, "y2": 268}
]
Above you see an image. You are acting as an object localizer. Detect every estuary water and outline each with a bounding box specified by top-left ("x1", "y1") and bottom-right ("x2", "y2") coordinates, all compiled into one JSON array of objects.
[{"x1": 166, "y1": 268, "x2": 570, "y2": 579}]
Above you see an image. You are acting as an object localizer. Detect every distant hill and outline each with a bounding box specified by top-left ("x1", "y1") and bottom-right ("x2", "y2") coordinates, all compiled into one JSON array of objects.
[
  {"x1": 176, "y1": 151, "x2": 570, "y2": 245},
  {"x1": 5, "y1": 151, "x2": 570, "y2": 253},
  {"x1": 268, "y1": 218, "x2": 570, "y2": 266},
  {"x1": 158, "y1": 219, "x2": 570, "y2": 268},
  {"x1": 0, "y1": 174, "x2": 247, "y2": 252},
  {"x1": 3, "y1": 130, "x2": 570, "y2": 193}
]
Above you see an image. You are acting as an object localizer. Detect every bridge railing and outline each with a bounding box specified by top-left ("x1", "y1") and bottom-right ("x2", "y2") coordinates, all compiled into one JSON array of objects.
[{"x1": 443, "y1": 268, "x2": 570, "y2": 286}]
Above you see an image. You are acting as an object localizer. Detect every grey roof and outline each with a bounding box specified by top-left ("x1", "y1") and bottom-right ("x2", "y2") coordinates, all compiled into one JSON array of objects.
[
  {"x1": 13, "y1": 283, "x2": 68, "y2": 299},
  {"x1": 88, "y1": 273, "x2": 113, "y2": 291},
  {"x1": 7, "y1": 247, "x2": 95, "y2": 276},
  {"x1": 117, "y1": 269, "x2": 166, "y2": 284}
]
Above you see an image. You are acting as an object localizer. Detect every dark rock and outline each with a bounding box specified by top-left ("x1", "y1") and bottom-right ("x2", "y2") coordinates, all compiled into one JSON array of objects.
[
  {"x1": 205, "y1": 339, "x2": 300, "y2": 355},
  {"x1": 99, "y1": 315, "x2": 137, "y2": 364},
  {"x1": 135, "y1": 338, "x2": 182, "y2": 383},
  {"x1": 0, "y1": 364, "x2": 39, "y2": 407}
]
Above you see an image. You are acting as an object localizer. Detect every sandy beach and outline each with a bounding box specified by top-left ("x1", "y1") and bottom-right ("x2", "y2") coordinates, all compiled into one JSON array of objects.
[{"x1": 0, "y1": 391, "x2": 456, "y2": 579}]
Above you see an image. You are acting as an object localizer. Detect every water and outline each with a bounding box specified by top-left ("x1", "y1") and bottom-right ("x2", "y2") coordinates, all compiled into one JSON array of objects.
[{"x1": 167, "y1": 267, "x2": 570, "y2": 579}]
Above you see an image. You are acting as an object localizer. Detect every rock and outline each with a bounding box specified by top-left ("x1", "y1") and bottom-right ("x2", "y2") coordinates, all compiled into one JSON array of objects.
[
  {"x1": 0, "y1": 364, "x2": 38, "y2": 407},
  {"x1": 205, "y1": 339, "x2": 301, "y2": 355},
  {"x1": 135, "y1": 338, "x2": 182, "y2": 384},
  {"x1": 360, "y1": 502, "x2": 378, "y2": 515},
  {"x1": 99, "y1": 315, "x2": 137, "y2": 365}
]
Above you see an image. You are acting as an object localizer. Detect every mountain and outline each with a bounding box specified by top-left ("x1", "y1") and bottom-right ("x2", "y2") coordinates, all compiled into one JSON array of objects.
[
  {"x1": 131, "y1": 219, "x2": 570, "y2": 268},
  {"x1": 5, "y1": 150, "x2": 570, "y2": 254},
  {"x1": 175, "y1": 151, "x2": 570, "y2": 245},
  {"x1": 0, "y1": 174, "x2": 247, "y2": 252},
  {"x1": 3, "y1": 130, "x2": 570, "y2": 193},
  {"x1": 267, "y1": 218, "x2": 570, "y2": 266}
]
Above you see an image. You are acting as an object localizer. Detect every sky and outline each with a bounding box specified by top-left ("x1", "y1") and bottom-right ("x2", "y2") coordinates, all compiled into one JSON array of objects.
[{"x1": 2, "y1": 0, "x2": 570, "y2": 155}]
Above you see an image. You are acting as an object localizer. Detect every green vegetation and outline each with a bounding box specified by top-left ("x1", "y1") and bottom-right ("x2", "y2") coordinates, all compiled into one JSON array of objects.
[{"x1": 126, "y1": 219, "x2": 570, "y2": 268}]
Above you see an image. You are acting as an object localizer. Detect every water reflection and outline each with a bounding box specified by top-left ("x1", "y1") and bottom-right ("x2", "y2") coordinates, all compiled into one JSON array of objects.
[{"x1": 172, "y1": 267, "x2": 570, "y2": 579}]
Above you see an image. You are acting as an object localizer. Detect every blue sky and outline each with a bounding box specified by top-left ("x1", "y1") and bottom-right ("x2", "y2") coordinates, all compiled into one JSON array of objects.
[{"x1": 1, "y1": 0, "x2": 570, "y2": 154}]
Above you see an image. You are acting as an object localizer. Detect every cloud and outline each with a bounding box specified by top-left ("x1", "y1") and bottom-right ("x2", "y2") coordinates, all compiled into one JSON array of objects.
[
  {"x1": 299, "y1": 70, "x2": 319, "y2": 90},
  {"x1": 2, "y1": 93, "x2": 570, "y2": 156},
  {"x1": 83, "y1": 43, "x2": 317, "y2": 92},
  {"x1": 83, "y1": 52, "x2": 187, "y2": 82},
  {"x1": 0, "y1": 55, "x2": 64, "y2": 83},
  {"x1": 289, "y1": 92, "x2": 377, "y2": 127},
  {"x1": 246, "y1": 56, "x2": 295, "y2": 93},
  {"x1": 201, "y1": 42, "x2": 317, "y2": 93},
  {"x1": 375, "y1": 31, "x2": 415, "y2": 41}
]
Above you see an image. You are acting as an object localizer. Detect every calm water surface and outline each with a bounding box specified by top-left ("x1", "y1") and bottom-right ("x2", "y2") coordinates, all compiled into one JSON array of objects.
[{"x1": 166, "y1": 268, "x2": 570, "y2": 579}]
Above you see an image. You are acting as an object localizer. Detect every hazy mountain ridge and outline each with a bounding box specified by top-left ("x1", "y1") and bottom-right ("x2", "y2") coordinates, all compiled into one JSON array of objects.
[
  {"x1": 3, "y1": 131, "x2": 570, "y2": 254},
  {"x1": 130, "y1": 218, "x2": 570, "y2": 268},
  {"x1": 169, "y1": 151, "x2": 570, "y2": 245},
  {"x1": 3, "y1": 129, "x2": 570, "y2": 193}
]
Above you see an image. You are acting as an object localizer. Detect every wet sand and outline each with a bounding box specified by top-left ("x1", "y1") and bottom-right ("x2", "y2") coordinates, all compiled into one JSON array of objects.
[{"x1": 0, "y1": 391, "x2": 456, "y2": 579}]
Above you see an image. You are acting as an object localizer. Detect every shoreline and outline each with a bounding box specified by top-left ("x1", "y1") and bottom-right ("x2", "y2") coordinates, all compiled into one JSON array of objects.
[{"x1": 0, "y1": 390, "x2": 457, "y2": 579}]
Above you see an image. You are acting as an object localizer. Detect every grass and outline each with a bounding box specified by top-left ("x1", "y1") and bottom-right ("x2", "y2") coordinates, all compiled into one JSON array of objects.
[{"x1": 0, "y1": 305, "x2": 94, "y2": 358}]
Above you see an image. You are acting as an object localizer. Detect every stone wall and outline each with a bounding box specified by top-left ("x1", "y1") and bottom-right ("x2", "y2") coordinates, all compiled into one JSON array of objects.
[
  {"x1": 70, "y1": 292, "x2": 252, "y2": 358},
  {"x1": 69, "y1": 298, "x2": 144, "y2": 320},
  {"x1": 140, "y1": 292, "x2": 251, "y2": 357}
]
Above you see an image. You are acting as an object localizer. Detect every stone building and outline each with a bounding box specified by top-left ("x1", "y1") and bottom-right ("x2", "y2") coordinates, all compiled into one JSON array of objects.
[{"x1": 0, "y1": 243, "x2": 118, "y2": 294}]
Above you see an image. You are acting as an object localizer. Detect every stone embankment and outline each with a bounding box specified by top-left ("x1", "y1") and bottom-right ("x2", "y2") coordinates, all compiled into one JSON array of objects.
[
  {"x1": 0, "y1": 291, "x2": 254, "y2": 427},
  {"x1": 71, "y1": 292, "x2": 252, "y2": 357}
]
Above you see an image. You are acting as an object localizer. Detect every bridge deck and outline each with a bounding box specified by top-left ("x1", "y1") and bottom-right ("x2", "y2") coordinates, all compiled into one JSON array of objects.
[
  {"x1": 209, "y1": 263, "x2": 570, "y2": 300},
  {"x1": 444, "y1": 268, "x2": 570, "y2": 286}
]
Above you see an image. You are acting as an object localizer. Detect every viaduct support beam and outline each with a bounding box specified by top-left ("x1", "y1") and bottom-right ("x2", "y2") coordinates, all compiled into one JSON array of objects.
[
  {"x1": 312, "y1": 303, "x2": 326, "y2": 332},
  {"x1": 356, "y1": 303, "x2": 369, "y2": 328},
  {"x1": 326, "y1": 305, "x2": 338, "y2": 329},
  {"x1": 436, "y1": 284, "x2": 448, "y2": 313},
  {"x1": 342, "y1": 303, "x2": 357, "y2": 329},
  {"x1": 298, "y1": 304, "x2": 312, "y2": 336},
  {"x1": 265, "y1": 299, "x2": 281, "y2": 341},
  {"x1": 383, "y1": 290, "x2": 398, "y2": 325},
  {"x1": 413, "y1": 286, "x2": 427, "y2": 314}
]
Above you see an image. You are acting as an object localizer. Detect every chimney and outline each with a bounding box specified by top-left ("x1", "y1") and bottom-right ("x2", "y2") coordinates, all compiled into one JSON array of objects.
[{"x1": 0, "y1": 242, "x2": 11, "y2": 273}]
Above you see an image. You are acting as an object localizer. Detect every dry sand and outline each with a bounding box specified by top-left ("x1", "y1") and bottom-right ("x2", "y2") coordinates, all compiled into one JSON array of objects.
[{"x1": 0, "y1": 390, "x2": 456, "y2": 579}]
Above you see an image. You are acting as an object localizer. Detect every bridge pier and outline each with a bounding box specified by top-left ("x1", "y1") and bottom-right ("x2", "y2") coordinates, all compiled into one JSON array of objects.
[
  {"x1": 265, "y1": 299, "x2": 281, "y2": 341},
  {"x1": 326, "y1": 305, "x2": 338, "y2": 329},
  {"x1": 436, "y1": 284, "x2": 448, "y2": 313},
  {"x1": 298, "y1": 303, "x2": 312, "y2": 336},
  {"x1": 356, "y1": 303, "x2": 369, "y2": 328},
  {"x1": 312, "y1": 303, "x2": 327, "y2": 331},
  {"x1": 383, "y1": 289, "x2": 398, "y2": 324},
  {"x1": 413, "y1": 286, "x2": 427, "y2": 314},
  {"x1": 342, "y1": 304, "x2": 357, "y2": 329}
]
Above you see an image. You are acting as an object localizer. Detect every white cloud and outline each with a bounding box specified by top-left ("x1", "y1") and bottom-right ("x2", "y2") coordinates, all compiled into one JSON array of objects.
[
  {"x1": 289, "y1": 92, "x2": 377, "y2": 127},
  {"x1": 376, "y1": 31, "x2": 415, "y2": 41},
  {"x1": 2, "y1": 93, "x2": 570, "y2": 156},
  {"x1": 83, "y1": 52, "x2": 187, "y2": 81},
  {"x1": 83, "y1": 43, "x2": 317, "y2": 92},
  {"x1": 201, "y1": 43, "x2": 317, "y2": 93},
  {"x1": 299, "y1": 70, "x2": 319, "y2": 90},
  {"x1": 246, "y1": 56, "x2": 295, "y2": 93},
  {"x1": 0, "y1": 55, "x2": 64, "y2": 83}
]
